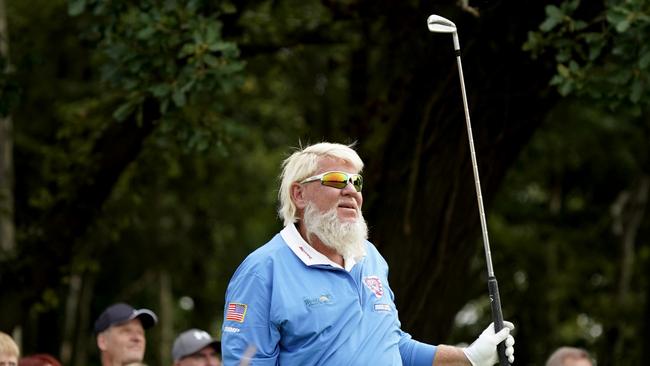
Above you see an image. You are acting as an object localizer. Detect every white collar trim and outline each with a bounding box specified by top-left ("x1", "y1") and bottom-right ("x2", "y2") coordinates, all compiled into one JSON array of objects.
[{"x1": 281, "y1": 223, "x2": 362, "y2": 272}]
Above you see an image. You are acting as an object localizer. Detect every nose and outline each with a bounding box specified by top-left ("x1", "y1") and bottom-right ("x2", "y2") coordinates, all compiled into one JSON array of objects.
[
  {"x1": 340, "y1": 182, "x2": 362, "y2": 210},
  {"x1": 341, "y1": 181, "x2": 357, "y2": 194}
]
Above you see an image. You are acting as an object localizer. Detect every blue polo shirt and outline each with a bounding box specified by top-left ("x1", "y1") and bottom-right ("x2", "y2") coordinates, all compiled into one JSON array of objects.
[{"x1": 221, "y1": 224, "x2": 437, "y2": 365}]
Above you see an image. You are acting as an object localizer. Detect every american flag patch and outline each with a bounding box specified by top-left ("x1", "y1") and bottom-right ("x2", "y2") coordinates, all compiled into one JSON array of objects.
[{"x1": 226, "y1": 302, "x2": 247, "y2": 323}]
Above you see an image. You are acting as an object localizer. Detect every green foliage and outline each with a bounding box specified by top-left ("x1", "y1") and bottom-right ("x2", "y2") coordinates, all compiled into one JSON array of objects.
[
  {"x1": 70, "y1": 0, "x2": 245, "y2": 153},
  {"x1": 487, "y1": 101, "x2": 649, "y2": 363},
  {"x1": 84, "y1": 124, "x2": 287, "y2": 337},
  {"x1": 524, "y1": 0, "x2": 650, "y2": 111},
  {"x1": 5, "y1": 0, "x2": 649, "y2": 364},
  {"x1": 4, "y1": 0, "x2": 319, "y2": 362}
]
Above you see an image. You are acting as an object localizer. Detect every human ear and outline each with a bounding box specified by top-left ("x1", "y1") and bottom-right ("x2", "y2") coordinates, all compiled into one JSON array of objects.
[
  {"x1": 97, "y1": 333, "x2": 108, "y2": 351},
  {"x1": 290, "y1": 182, "x2": 308, "y2": 210}
]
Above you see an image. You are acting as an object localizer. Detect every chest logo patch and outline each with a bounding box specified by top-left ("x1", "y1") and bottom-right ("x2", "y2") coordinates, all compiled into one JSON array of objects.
[
  {"x1": 363, "y1": 276, "x2": 384, "y2": 298},
  {"x1": 304, "y1": 293, "x2": 333, "y2": 307}
]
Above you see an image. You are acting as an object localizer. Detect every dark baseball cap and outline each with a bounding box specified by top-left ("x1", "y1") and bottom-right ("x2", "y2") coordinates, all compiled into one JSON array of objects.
[
  {"x1": 172, "y1": 329, "x2": 220, "y2": 361},
  {"x1": 94, "y1": 302, "x2": 158, "y2": 334}
]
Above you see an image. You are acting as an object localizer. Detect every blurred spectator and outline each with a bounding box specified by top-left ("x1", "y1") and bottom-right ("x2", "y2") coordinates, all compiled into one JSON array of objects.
[
  {"x1": 94, "y1": 302, "x2": 158, "y2": 366},
  {"x1": 546, "y1": 346, "x2": 594, "y2": 366},
  {"x1": 172, "y1": 329, "x2": 221, "y2": 366},
  {"x1": 0, "y1": 331, "x2": 19, "y2": 366},
  {"x1": 18, "y1": 354, "x2": 61, "y2": 366}
]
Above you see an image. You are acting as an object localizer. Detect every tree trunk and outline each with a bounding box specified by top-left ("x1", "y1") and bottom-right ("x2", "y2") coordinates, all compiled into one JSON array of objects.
[
  {"x1": 609, "y1": 176, "x2": 649, "y2": 362},
  {"x1": 73, "y1": 272, "x2": 94, "y2": 366},
  {"x1": 615, "y1": 177, "x2": 648, "y2": 301},
  {"x1": 60, "y1": 274, "x2": 82, "y2": 364},
  {"x1": 643, "y1": 253, "x2": 650, "y2": 363},
  {"x1": 0, "y1": 0, "x2": 14, "y2": 254},
  {"x1": 159, "y1": 270, "x2": 174, "y2": 366}
]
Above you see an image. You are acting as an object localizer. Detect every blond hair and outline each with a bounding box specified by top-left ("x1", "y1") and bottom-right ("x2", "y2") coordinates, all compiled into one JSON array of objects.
[
  {"x1": 0, "y1": 331, "x2": 19, "y2": 358},
  {"x1": 278, "y1": 142, "x2": 363, "y2": 226}
]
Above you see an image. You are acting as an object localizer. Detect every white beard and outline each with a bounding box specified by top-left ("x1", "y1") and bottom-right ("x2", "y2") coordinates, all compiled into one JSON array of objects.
[{"x1": 303, "y1": 202, "x2": 368, "y2": 260}]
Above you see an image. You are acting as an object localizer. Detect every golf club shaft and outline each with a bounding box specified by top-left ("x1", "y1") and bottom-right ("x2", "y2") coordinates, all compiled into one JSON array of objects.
[{"x1": 456, "y1": 53, "x2": 509, "y2": 366}]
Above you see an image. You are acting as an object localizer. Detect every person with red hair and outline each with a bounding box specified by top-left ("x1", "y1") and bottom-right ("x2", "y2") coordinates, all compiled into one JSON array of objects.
[{"x1": 18, "y1": 354, "x2": 61, "y2": 366}]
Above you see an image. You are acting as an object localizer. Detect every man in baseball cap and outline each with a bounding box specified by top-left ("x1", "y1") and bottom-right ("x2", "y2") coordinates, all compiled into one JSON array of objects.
[
  {"x1": 172, "y1": 329, "x2": 221, "y2": 366},
  {"x1": 94, "y1": 303, "x2": 158, "y2": 366}
]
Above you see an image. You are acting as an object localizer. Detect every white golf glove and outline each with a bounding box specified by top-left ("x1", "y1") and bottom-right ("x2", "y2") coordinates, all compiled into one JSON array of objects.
[{"x1": 463, "y1": 321, "x2": 515, "y2": 366}]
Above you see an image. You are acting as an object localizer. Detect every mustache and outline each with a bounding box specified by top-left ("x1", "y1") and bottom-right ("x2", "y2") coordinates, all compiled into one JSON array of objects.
[{"x1": 336, "y1": 200, "x2": 361, "y2": 212}]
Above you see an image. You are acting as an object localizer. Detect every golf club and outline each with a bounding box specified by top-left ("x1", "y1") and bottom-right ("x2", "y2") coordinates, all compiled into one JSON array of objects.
[{"x1": 427, "y1": 14, "x2": 510, "y2": 366}]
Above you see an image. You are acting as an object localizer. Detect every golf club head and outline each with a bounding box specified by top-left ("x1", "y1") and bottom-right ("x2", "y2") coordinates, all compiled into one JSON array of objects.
[{"x1": 427, "y1": 14, "x2": 457, "y2": 33}]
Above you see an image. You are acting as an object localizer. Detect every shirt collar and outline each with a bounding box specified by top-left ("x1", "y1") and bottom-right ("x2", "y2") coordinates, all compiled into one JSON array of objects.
[{"x1": 280, "y1": 223, "x2": 363, "y2": 272}]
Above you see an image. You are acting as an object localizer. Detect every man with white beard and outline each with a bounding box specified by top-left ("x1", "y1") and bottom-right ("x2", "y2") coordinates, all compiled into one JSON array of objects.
[{"x1": 221, "y1": 142, "x2": 515, "y2": 366}]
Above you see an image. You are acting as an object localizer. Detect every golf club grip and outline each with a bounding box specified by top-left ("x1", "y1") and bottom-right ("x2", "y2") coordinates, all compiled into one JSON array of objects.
[{"x1": 488, "y1": 276, "x2": 510, "y2": 366}]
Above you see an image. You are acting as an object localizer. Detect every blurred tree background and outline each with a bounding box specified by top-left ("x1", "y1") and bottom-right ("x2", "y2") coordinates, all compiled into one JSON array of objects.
[{"x1": 0, "y1": 0, "x2": 648, "y2": 365}]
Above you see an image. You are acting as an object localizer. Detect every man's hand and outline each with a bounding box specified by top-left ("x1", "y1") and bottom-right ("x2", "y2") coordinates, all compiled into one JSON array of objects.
[{"x1": 462, "y1": 321, "x2": 515, "y2": 366}]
